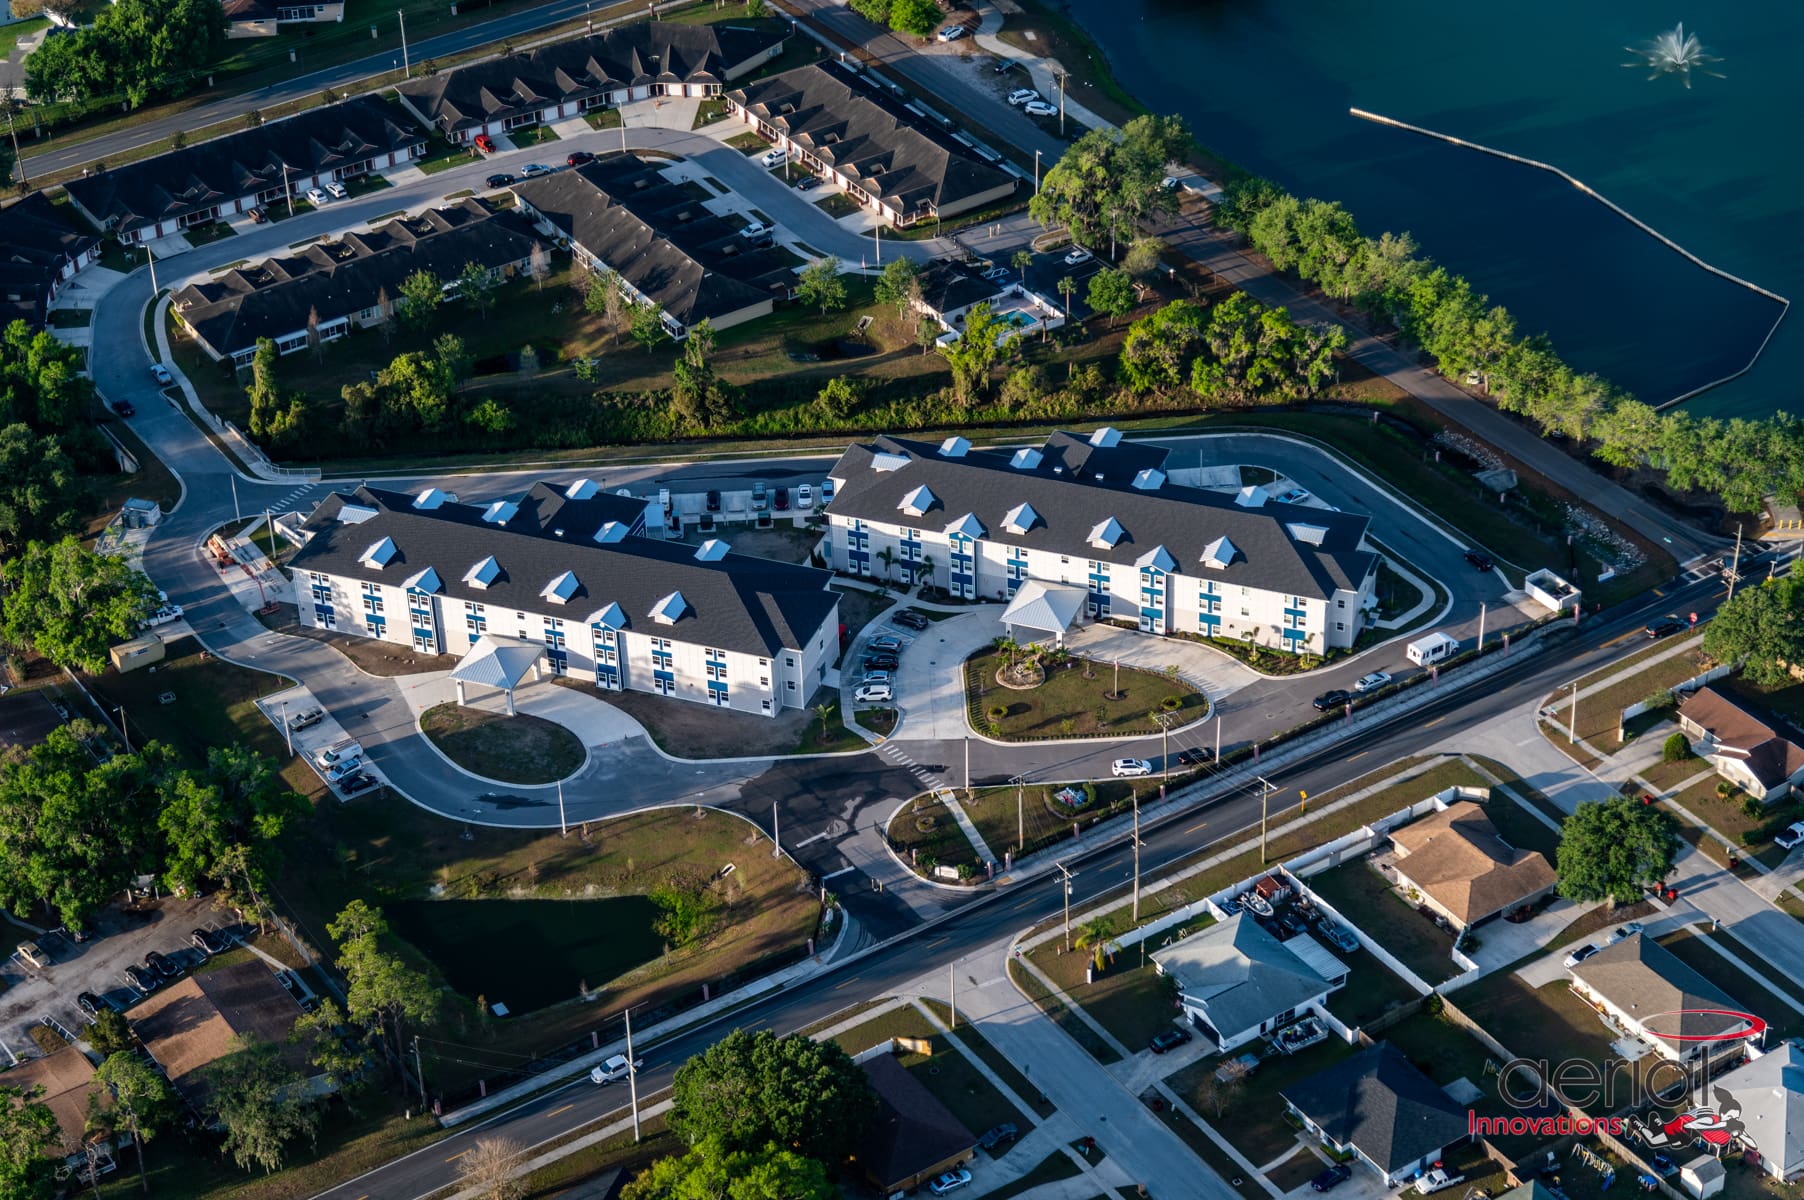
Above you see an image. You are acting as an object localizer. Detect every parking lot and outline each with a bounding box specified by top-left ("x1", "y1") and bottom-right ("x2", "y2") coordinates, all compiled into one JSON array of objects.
[
  {"x1": 0, "y1": 689, "x2": 68, "y2": 752},
  {"x1": 0, "y1": 895, "x2": 236, "y2": 1061}
]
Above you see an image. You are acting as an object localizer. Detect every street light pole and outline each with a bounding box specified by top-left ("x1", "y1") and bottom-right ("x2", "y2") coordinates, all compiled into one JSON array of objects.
[
  {"x1": 1056, "y1": 862, "x2": 1076, "y2": 952},
  {"x1": 1567, "y1": 680, "x2": 1579, "y2": 745},
  {"x1": 1034, "y1": 148, "x2": 1041, "y2": 195},
  {"x1": 1257, "y1": 775, "x2": 1275, "y2": 864},
  {"x1": 278, "y1": 700, "x2": 289, "y2": 757},
  {"x1": 1131, "y1": 787, "x2": 1141, "y2": 923},
  {"x1": 397, "y1": 9, "x2": 411, "y2": 79},
  {"x1": 623, "y1": 1006, "x2": 641, "y2": 1142},
  {"x1": 1014, "y1": 773, "x2": 1025, "y2": 852},
  {"x1": 558, "y1": 779, "x2": 567, "y2": 837}
]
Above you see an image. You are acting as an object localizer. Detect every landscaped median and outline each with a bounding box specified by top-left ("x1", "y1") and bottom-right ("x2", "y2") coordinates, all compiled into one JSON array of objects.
[
  {"x1": 966, "y1": 642, "x2": 1209, "y2": 740},
  {"x1": 421, "y1": 702, "x2": 587, "y2": 784}
]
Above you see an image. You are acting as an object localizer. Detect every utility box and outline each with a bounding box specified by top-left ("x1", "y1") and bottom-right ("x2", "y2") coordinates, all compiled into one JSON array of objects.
[{"x1": 109, "y1": 634, "x2": 165, "y2": 673}]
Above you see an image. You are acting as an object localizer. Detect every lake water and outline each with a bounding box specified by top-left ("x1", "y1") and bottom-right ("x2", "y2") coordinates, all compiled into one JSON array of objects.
[{"x1": 1062, "y1": 0, "x2": 1799, "y2": 419}]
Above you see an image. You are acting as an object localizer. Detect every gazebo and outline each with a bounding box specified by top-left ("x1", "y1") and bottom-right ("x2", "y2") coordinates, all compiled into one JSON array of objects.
[
  {"x1": 999, "y1": 580, "x2": 1086, "y2": 646},
  {"x1": 450, "y1": 634, "x2": 545, "y2": 715}
]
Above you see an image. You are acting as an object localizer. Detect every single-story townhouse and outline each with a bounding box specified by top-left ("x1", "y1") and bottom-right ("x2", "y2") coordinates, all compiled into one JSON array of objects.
[
  {"x1": 823, "y1": 429, "x2": 1379, "y2": 653},
  {"x1": 396, "y1": 20, "x2": 787, "y2": 142},
  {"x1": 855, "y1": 1052, "x2": 977, "y2": 1196},
  {"x1": 1709, "y1": 1040, "x2": 1804, "y2": 1182},
  {"x1": 1389, "y1": 799, "x2": 1557, "y2": 929},
  {"x1": 1678, "y1": 686, "x2": 1804, "y2": 803},
  {"x1": 725, "y1": 61, "x2": 1018, "y2": 229},
  {"x1": 0, "y1": 191, "x2": 100, "y2": 329},
  {"x1": 1, "y1": 1046, "x2": 108, "y2": 1174},
  {"x1": 1568, "y1": 933, "x2": 1755, "y2": 1067},
  {"x1": 511, "y1": 156, "x2": 795, "y2": 339},
  {"x1": 287, "y1": 479, "x2": 840, "y2": 717},
  {"x1": 130, "y1": 958, "x2": 314, "y2": 1109},
  {"x1": 1282, "y1": 1042, "x2": 1471, "y2": 1185},
  {"x1": 222, "y1": 0, "x2": 345, "y2": 38},
  {"x1": 1152, "y1": 911, "x2": 1347, "y2": 1050},
  {"x1": 910, "y1": 260, "x2": 1065, "y2": 347},
  {"x1": 63, "y1": 99, "x2": 426, "y2": 244},
  {"x1": 171, "y1": 198, "x2": 541, "y2": 366}
]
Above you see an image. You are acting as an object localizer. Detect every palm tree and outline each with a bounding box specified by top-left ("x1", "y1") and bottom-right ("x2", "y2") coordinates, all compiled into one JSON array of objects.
[
  {"x1": 1012, "y1": 248, "x2": 1033, "y2": 287},
  {"x1": 814, "y1": 702, "x2": 835, "y2": 738},
  {"x1": 1057, "y1": 274, "x2": 1077, "y2": 318},
  {"x1": 993, "y1": 635, "x2": 1018, "y2": 665},
  {"x1": 917, "y1": 554, "x2": 937, "y2": 597},
  {"x1": 875, "y1": 546, "x2": 895, "y2": 588}
]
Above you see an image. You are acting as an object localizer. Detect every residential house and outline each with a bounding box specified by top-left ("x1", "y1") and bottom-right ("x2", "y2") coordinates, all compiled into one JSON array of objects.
[
  {"x1": 823, "y1": 429, "x2": 1379, "y2": 654},
  {"x1": 855, "y1": 1053, "x2": 977, "y2": 1196},
  {"x1": 910, "y1": 260, "x2": 1065, "y2": 346},
  {"x1": 1709, "y1": 1039, "x2": 1804, "y2": 1181},
  {"x1": 286, "y1": 480, "x2": 840, "y2": 717},
  {"x1": 1568, "y1": 933, "x2": 1755, "y2": 1068},
  {"x1": 1678, "y1": 686, "x2": 1804, "y2": 803},
  {"x1": 511, "y1": 156, "x2": 793, "y2": 339},
  {"x1": 725, "y1": 61, "x2": 1018, "y2": 229},
  {"x1": 222, "y1": 0, "x2": 345, "y2": 38},
  {"x1": 171, "y1": 198, "x2": 541, "y2": 365},
  {"x1": 63, "y1": 99, "x2": 426, "y2": 244},
  {"x1": 0, "y1": 191, "x2": 100, "y2": 329},
  {"x1": 1, "y1": 1047, "x2": 109, "y2": 1175},
  {"x1": 1281, "y1": 1042, "x2": 1471, "y2": 1184},
  {"x1": 1388, "y1": 800, "x2": 1557, "y2": 929},
  {"x1": 130, "y1": 959, "x2": 314, "y2": 1108},
  {"x1": 1151, "y1": 912, "x2": 1348, "y2": 1050},
  {"x1": 396, "y1": 20, "x2": 787, "y2": 142}
]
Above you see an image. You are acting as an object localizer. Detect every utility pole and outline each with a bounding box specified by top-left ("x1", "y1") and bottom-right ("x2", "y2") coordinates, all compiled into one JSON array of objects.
[
  {"x1": 230, "y1": 473, "x2": 242, "y2": 521},
  {"x1": 1014, "y1": 773, "x2": 1026, "y2": 852},
  {"x1": 397, "y1": 9, "x2": 411, "y2": 79},
  {"x1": 624, "y1": 1006, "x2": 641, "y2": 1142},
  {"x1": 4, "y1": 95, "x2": 23, "y2": 190},
  {"x1": 1724, "y1": 524, "x2": 1744, "y2": 602},
  {"x1": 412, "y1": 1036, "x2": 427, "y2": 1110},
  {"x1": 1477, "y1": 602, "x2": 1487, "y2": 652},
  {"x1": 1567, "y1": 680, "x2": 1579, "y2": 745},
  {"x1": 964, "y1": 735, "x2": 970, "y2": 795},
  {"x1": 1056, "y1": 862, "x2": 1076, "y2": 952},
  {"x1": 1131, "y1": 787, "x2": 1142, "y2": 922},
  {"x1": 278, "y1": 700, "x2": 289, "y2": 756},
  {"x1": 1215, "y1": 714, "x2": 1221, "y2": 763},
  {"x1": 1057, "y1": 73, "x2": 1066, "y2": 137},
  {"x1": 1034, "y1": 148, "x2": 1041, "y2": 195},
  {"x1": 115, "y1": 705, "x2": 132, "y2": 754},
  {"x1": 1157, "y1": 712, "x2": 1172, "y2": 782},
  {"x1": 144, "y1": 242, "x2": 158, "y2": 296},
  {"x1": 558, "y1": 779, "x2": 568, "y2": 837},
  {"x1": 949, "y1": 961, "x2": 956, "y2": 1029},
  {"x1": 1257, "y1": 776, "x2": 1275, "y2": 863},
  {"x1": 771, "y1": 801, "x2": 780, "y2": 858}
]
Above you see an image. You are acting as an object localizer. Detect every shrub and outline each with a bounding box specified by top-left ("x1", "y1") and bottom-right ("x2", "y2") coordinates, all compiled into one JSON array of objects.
[
  {"x1": 1160, "y1": 695, "x2": 1182, "y2": 711},
  {"x1": 1662, "y1": 732, "x2": 1692, "y2": 762},
  {"x1": 1716, "y1": 780, "x2": 1735, "y2": 799},
  {"x1": 987, "y1": 704, "x2": 1008, "y2": 721}
]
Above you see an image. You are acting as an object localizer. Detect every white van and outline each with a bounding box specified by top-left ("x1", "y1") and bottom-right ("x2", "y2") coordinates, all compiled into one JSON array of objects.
[
  {"x1": 1406, "y1": 632, "x2": 1460, "y2": 667},
  {"x1": 314, "y1": 739, "x2": 362, "y2": 769}
]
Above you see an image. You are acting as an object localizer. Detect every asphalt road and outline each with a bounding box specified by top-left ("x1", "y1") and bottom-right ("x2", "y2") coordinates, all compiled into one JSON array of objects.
[{"x1": 305, "y1": 564, "x2": 1747, "y2": 1200}]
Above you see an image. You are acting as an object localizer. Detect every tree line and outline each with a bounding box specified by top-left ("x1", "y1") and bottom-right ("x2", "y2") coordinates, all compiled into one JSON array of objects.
[
  {"x1": 24, "y1": 0, "x2": 225, "y2": 109},
  {"x1": 1120, "y1": 291, "x2": 1347, "y2": 401},
  {"x1": 0, "y1": 320, "x2": 117, "y2": 561},
  {"x1": 848, "y1": 0, "x2": 946, "y2": 40},
  {"x1": 1219, "y1": 177, "x2": 1804, "y2": 513}
]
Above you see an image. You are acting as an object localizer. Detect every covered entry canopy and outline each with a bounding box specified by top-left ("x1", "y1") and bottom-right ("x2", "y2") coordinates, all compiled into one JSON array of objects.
[
  {"x1": 1000, "y1": 580, "x2": 1086, "y2": 646},
  {"x1": 451, "y1": 634, "x2": 545, "y2": 714}
]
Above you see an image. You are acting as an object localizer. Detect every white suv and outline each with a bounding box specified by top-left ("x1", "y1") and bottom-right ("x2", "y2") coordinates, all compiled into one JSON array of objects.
[
  {"x1": 854, "y1": 683, "x2": 893, "y2": 704},
  {"x1": 589, "y1": 1054, "x2": 643, "y2": 1084},
  {"x1": 1111, "y1": 758, "x2": 1152, "y2": 778}
]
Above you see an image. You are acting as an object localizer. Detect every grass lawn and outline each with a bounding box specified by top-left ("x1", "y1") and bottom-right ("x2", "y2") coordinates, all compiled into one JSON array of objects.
[
  {"x1": 419, "y1": 703, "x2": 587, "y2": 784},
  {"x1": 1320, "y1": 945, "x2": 1422, "y2": 1028},
  {"x1": 1554, "y1": 637, "x2": 1710, "y2": 746},
  {"x1": 814, "y1": 191, "x2": 863, "y2": 219},
  {"x1": 1656, "y1": 929, "x2": 1803, "y2": 1041},
  {"x1": 920, "y1": 999, "x2": 1057, "y2": 1119},
  {"x1": 1543, "y1": 898, "x2": 1654, "y2": 953},
  {"x1": 1146, "y1": 1100, "x2": 1268, "y2": 1200},
  {"x1": 725, "y1": 130, "x2": 767, "y2": 153},
  {"x1": 959, "y1": 777, "x2": 1158, "y2": 863},
  {"x1": 1472, "y1": 784, "x2": 1564, "y2": 861},
  {"x1": 983, "y1": 1152, "x2": 1083, "y2": 1200},
  {"x1": 828, "y1": 1003, "x2": 1033, "y2": 1146},
  {"x1": 278, "y1": 799, "x2": 818, "y2": 1095},
  {"x1": 968, "y1": 648, "x2": 1208, "y2": 740},
  {"x1": 0, "y1": 16, "x2": 48, "y2": 59},
  {"x1": 1706, "y1": 927, "x2": 1804, "y2": 1011},
  {"x1": 1267, "y1": 1150, "x2": 1328, "y2": 1192},
  {"x1": 1026, "y1": 945, "x2": 1182, "y2": 1051},
  {"x1": 1303, "y1": 860, "x2": 1460, "y2": 984},
  {"x1": 1449, "y1": 973, "x2": 1613, "y2": 1069},
  {"x1": 1171, "y1": 1036, "x2": 1356, "y2": 1165},
  {"x1": 510, "y1": 123, "x2": 562, "y2": 148},
  {"x1": 1009, "y1": 957, "x2": 1121, "y2": 1064},
  {"x1": 887, "y1": 793, "x2": 982, "y2": 879}
]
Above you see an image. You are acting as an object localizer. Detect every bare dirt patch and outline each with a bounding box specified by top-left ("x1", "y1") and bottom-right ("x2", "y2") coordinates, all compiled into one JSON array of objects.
[
  {"x1": 420, "y1": 703, "x2": 587, "y2": 784},
  {"x1": 257, "y1": 603, "x2": 460, "y2": 676}
]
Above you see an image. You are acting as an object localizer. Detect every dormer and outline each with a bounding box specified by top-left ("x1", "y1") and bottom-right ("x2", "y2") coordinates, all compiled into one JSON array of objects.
[
  {"x1": 1286, "y1": 523, "x2": 1328, "y2": 547},
  {"x1": 1088, "y1": 426, "x2": 1121, "y2": 448},
  {"x1": 1201, "y1": 535, "x2": 1239, "y2": 569},
  {"x1": 412, "y1": 487, "x2": 451, "y2": 510},
  {"x1": 1009, "y1": 447, "x2": 1043, "y2": 471},
  {"x1": 464, "y1": 555, "x2": 502, "y2": 588},
  {"x1": 939, "y1": 435, "x2": 971, "y2": 458},
  {"x1": 337, "y1": 503, "x2": 380, "y2": 525},
  {"x1": 899, "y1": 484, "x2": 939, "y2": 517},
  {"x1": 1002, "y1": 502, "x2": 1040, "y2": 535},
  {"x1": 402, "y1": 566, "x2": 442, "y2": 594},
  {"x1": 481, "y1": 499, "x2": 519, "y2": 525},
  {"x1": 871, "y1": 450, "x2": 910, "y2": 473},
  {"x1": 693, "y1": 539, "x2": 730, "y2": 562},
  {"x1": 540, "y1": 570, "x2": 581, "y2": 604},
  {"x1": 1135, "y1": 544, "x2": 1177, "y2": 573},
  {"x1": 1234, "y1": 485, "x2": 1269, "y2": 509},
  {"x1": 943, "y1": 512, "x2": 986, "y2": 540},
  {"x1": 594, "y1": 521, "x2": 629, "y2": 544},
  {"x1": 359, "y1": 536, "x2": 398, "y2": 568},
  {"x1": 1131, "y1": 468, "x2": 1166, "y2": 492},
  {"x1": 564, "y1": 478, "x2": 600, "y2": 499},
  {"x1": 1088, "y1": 517, "x2": 1125, "y2": 549},
  {"x1": 651, "y1": 590, "x2": 690, "y2": 625},
  {"x1": 587, "y1": 601, "x2": 626, "y2": 630}
]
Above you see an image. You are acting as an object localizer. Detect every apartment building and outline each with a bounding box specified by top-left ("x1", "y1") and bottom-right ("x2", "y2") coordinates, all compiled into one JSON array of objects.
[
  {"x1": 287, "y1": 480, "x2": 839, "y2": 717},
  {"x1": 823, "y1": 430, "x2": 1378, "y2": 654}
]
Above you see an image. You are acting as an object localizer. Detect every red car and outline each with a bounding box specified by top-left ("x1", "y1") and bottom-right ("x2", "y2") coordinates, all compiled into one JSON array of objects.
[
  {"x1": 473, "y1": 133, "x2": 495, "y2": 154},
  {"x1": 567, "y1": 150, "x2": 595, "y2": 167}
]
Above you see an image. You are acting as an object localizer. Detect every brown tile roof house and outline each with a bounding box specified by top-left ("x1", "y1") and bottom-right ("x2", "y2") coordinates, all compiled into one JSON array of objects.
[
  {"x1": 855, "y1": 1053, "x2": 976, "y2": 1195},
  {"x1": 131, "y1": 959, "x2": 308, "y2": 1106},
  {"x1": 2, "y1": 1046, "x2": 99, "y2": 1154},
  {"x1": 1389, "y1": 800, "x2": 1557, "y2": 928},
  {"x1": 1678, "y1": 686, "x2": 1804, "y2": 801},
  {"x1": 1567, "y1": 933, "x2": 1750, "y2": 1064}
]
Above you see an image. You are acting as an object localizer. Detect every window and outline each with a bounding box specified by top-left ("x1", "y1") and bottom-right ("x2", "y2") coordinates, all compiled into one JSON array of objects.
[
  {"x1": 1336, "y1": 622, "x2": 1345, "y2": 631},
  {"x1": 761, "y1": 699, "x2": 772, "y2": 713},
  {"x1": 759, "y1": 675, "x2": 769, "y2": 688},
  {"x1": 785, "y1": 656, "x2": 795, "y2": 667},
  {"x1": 787, "y1": 680, "x2": 797, "y2": 691},
  {"x1": 654, "y1": 677, "x2": 675, "y2": 696},
  {"x1": 1337, "y1": 598, "x2": 1346, "y2": 609},
  {"x1": 363, "y1": 595, "x2": 385, "y2": 614}
]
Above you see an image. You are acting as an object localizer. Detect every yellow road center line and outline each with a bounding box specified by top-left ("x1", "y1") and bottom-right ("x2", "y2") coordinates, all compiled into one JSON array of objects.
[
  {"x1": 1423, "y1": 716, "x2": 1445, "y2": 728},
  {"x1": 833, "y1": 976, "x2": 861, "y2": 990},
  {"x1": 546, "y1": 1104, "x2": 574, "y2": 1119}
]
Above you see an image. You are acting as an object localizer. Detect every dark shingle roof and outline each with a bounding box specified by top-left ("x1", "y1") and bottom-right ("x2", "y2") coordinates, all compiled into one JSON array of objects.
[
  {"x1": 63, "y1": 99, "x2": 425, "y2": 235},
  {"x1": 512, "y1": 155, "x2": 795, "y2": 327},
  {"x1": 290, "y1": 482, "x2": 838, "y2": 657},
  {"x1": 727, "y1": 62, "x2": 1017, "y2": 217},
  {"x1": 171, "y1": 199, "x2": 540, "y2": 359},
  {"x1": 0, "y1": 192, "x2": 96, "y2": 329},
  {"x1": 1281, "y1": 1043, "x2": 1468, "y2": 1174},
  {"x1": 856, "y1": 1053, "x2": 976, "y2": 1192},
  {"x1": 826, "y1": 433, "x2": 1376, "y2": 600},
  {"x1": 1568, "y1": 933, "x2": 1745, "y2": 1049},
  {"x1": 396, "y1": 21, "x2": 787, "y2": 134},
  {"x1": 1152, "y1": 912, "x2": 1336, "y2": 1036}
]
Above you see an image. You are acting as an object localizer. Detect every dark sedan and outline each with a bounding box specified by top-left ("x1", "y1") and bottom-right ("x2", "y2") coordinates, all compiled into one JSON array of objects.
[
  {"x1": 1311, "y1": 1165, "x2": 1351, "y2": 1192},
  {"x1": 1149, "y1": 1028, "x2": 1193, "y2": 1054},
  {"x1": 1176, "y1": 748, "x2": 1212, "y2": 767},
  {"x1": 485, "y1": 173, "x2": 516, "y2": 188},
  {"x1": 1463, "y1": 549, "x2": 1494, "y2": 571},
  {"x1": 1646, "y1": 615, "x2": 1684, "y2": 639},
  {"x1": 146, "y1": 950, "x2": 179, "y2": 979},
  {"x1": 191, "y1": 927, "x2": 228, "y2": 956},
  {"x1": 123, "y1": 965, "x2": 157, "y2": 992},
  {"x1": 894, "y1": 610, "x2": 930, "y2": 631},
  {"x1": 566, "y1": 151, "x2": 595, "y2": 167},
  {"x1": 1312, "y1": 689, "x2": 1353, "y2": 712}
]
